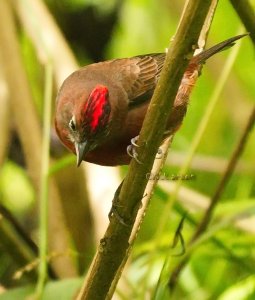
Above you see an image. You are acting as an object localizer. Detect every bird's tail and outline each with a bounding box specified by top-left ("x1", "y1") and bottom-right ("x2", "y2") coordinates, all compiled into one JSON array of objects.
[{"x1": 194, "y1": 33, "x2": 248, "y2": 64}]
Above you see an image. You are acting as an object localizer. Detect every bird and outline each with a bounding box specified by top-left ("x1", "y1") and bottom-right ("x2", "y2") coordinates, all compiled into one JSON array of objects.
[{"x1": 55, "y1": 34, "x2": 246, "y2": 167}]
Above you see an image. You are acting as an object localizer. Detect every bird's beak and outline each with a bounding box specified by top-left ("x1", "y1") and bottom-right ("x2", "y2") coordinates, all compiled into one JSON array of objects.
[{"x1": 75, "y1": 141, "x2": 89, "y2": 167}]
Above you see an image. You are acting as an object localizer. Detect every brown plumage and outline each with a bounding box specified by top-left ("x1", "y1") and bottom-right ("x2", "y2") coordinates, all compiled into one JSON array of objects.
[{"x1": 55, "y1": 34, "x2": 246, "y2": 166}]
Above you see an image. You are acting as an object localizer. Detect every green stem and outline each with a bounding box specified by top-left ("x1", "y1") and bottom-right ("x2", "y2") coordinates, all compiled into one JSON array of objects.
[{"x1": 36, "y1": 61, "x2": 53, "y2": 298}]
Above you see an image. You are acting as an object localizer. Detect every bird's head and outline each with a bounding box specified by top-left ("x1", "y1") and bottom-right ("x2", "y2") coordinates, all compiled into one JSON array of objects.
[{"x1": 56, "y1": 84, "x2": 111, "y2": 166}]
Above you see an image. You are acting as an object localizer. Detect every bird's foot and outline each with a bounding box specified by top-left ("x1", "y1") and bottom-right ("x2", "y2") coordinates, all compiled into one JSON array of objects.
[
  {"x1": 127, "y1": 136, "x2": 142, "y2": 164},
  {"x1": 108, "y1": 181, "x2": 131, "y2": 227}
]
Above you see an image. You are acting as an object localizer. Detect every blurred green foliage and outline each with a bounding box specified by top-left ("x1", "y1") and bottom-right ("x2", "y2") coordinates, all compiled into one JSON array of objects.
[{"x1": 0, "y1": 162, "x2": 34, "y2": 214}]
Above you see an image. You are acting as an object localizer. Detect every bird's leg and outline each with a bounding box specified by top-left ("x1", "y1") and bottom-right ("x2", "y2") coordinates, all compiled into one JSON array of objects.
[
  {"x1": 108, "y1": 180, "x2": 131, "y2": 226},
  {"x1": 127, "y1": 136, "x2": 143, "y2": 164}
]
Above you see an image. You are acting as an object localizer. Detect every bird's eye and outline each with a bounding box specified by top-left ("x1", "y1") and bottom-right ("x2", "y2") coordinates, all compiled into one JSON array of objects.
[{"x1": 69, "y1": 118, "x2": 76, "y2": 131}]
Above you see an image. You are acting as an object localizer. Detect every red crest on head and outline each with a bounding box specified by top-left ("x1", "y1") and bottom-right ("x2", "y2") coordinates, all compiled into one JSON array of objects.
[{"x1": 83, "y1": 85, "x2": 110, "y2": 133}]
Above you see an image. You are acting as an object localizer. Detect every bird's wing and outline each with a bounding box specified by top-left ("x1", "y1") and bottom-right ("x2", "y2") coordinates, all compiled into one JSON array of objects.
[{"x1": 114, "y1": 53, "x2": 165, "y2": 108}]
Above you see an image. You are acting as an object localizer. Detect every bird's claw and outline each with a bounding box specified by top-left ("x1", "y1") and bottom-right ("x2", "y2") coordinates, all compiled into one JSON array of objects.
[
  {"x1": 127, "y1": 135, "x2": 143, "y2": 164},
  {"x1": 131, "y1": 136, "x2": 139, "y2": 147}
]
